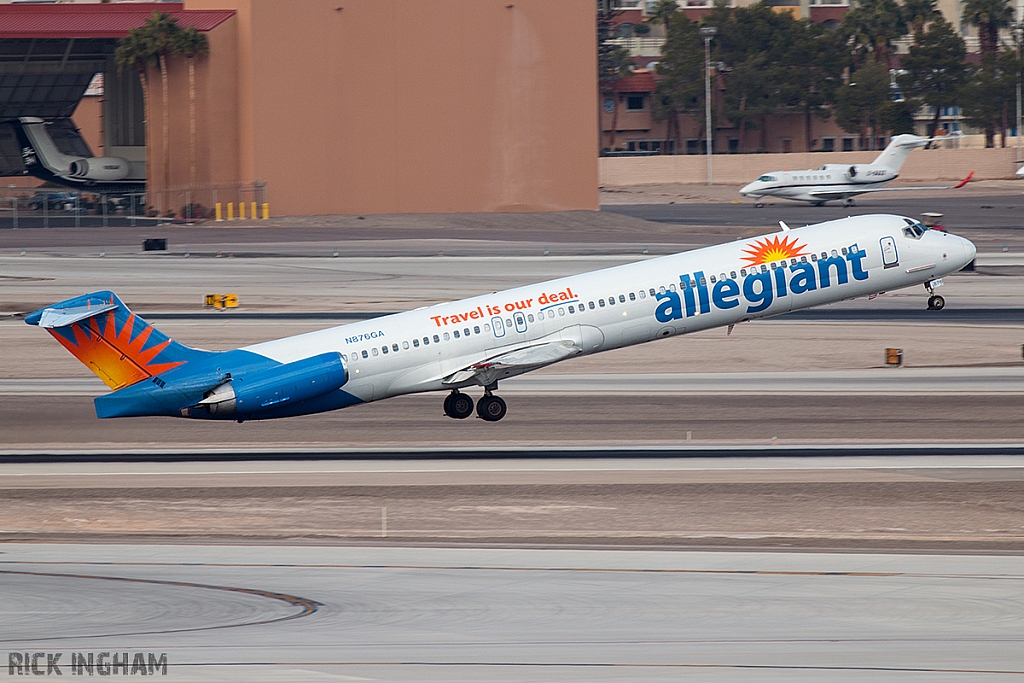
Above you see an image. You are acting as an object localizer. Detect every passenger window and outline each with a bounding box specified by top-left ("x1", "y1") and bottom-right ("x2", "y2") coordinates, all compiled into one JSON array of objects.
[
  {"x1": 382, "y1": 346, "x2": 388, "y2": 354},
  {"x1": 821, "y1": 252, "x2": 827, "y2": 259},
  {"x1": 422, "y1": 337, "x2": 429, "y2": 345},
  {"x1": 618, "y1": 294, "x2": 626, "y2": 303},
  {"x1": 831, "y1": 250, "x2": 838, "y2": 257},
  {"x1": 740, "y1": 269, "x2": 747, "y2": 277},
  {"x1": 810, "y1": 254, "x2": 817, "y2": 262},
  {"x1": 639, "y1": 291, "x2": 645, "y2": 299},
  {"x1": 699, "y1": 277, "x2": 707, "y2": 286},
  {"x1": 548, "y1": 310, "x2": 555, "y2": 319},
  {"x1": 670, "y1": 284, "x2": 677, "y2": 292},
  {"x1": 709, "y1": 275, "x2": 716, "y2": 284},
  {"x1": 464, "y1": 328, "x2": 470, "y2": 336},
  {"x1": 800, "y1": 256, "x2": 807, "y2": 264},
  {"x1": 474, "y1": 326, "x2": 480, "y2": 334},
  {"x1": 629, "y1": 292, "x2": 636, "y2": 301},
  {"x1": 589, "y1": 301, "x2": 595, "y2": 310},
  {"x1": 841, "y1": 247, "x2": 848, "y2": 256},
  {"x1": 505, "y1": 318, "x2": 512, "y2": 327},
  {"x1": 484, "y1": 324, "x2": 490, "y2": 332},
  {"x1": 372, "y1": 347, "x2": 379, "y2": 356},
  {"x1": 453, "y1": 330, "x2": 460, "y2": 339},
  {"x1": 412, "y1": 339, "x2": 420, "y2": 347},
  {"x1": 568, "y1": 305, "x2": 575, "y2": 313},
  {"x1": 443, "y1": 332, "x2": 450, "y2": 341},
  {"x1": 558, "y1": 307, "x2": 565, "y2": 316},
  {"x1": 402, "y1": 341, "x2": 410, "y2": 349},
  {"x1": 598, "y1": 299, "x2": 605, "y2": 307},
  {"x1": 361, "y1": 350, "x2": 368, "y2": 359},
  {"x1": 392, "y1": 343, "x2": 399, "y2": 352},
  {"x1": 608, "y1": 297, "x2": 615, "y2": 306},
  {"x1": 528, "y1": 314, "x2": 534, "y2": 322},
  {"x1": 760, "y1": 265, "x2": 768, "y2": 273},
  {"x1": 649, "y1": 288, "x2": 656, "y2": 297},
  {"x1": 433, "y1": 334, "x2": 440, "y2": 343}
]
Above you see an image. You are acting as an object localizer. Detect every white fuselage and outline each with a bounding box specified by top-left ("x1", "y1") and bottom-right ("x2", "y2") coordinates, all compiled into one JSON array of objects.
[
  {"x1": 244, "y1": 215, "x2": 975, "y2": 404},
  {"x1": 739, "y1": 165, "x2": 898, "y2": 203}
]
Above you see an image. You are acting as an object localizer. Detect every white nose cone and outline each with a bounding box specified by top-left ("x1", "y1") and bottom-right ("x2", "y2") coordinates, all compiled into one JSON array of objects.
[
  {"x1": 1016, "y1": 165, "x2": 1024, "y2": 177},
  {"x1": 740, "y1": 182, "x2": 760, "y2": 197}
]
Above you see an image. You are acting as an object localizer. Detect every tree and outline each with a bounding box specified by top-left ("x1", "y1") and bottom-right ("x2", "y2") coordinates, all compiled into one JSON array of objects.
[
  {"x1": 962, "y1": 48, "x2": 1020, "y2": 146},
  {"x1": 839, "y1": 0, "x2": 907, "y2": 68},
  {"x1": 598, "y1": 1, "x2": 634, "y2": 151},
  {"x1": 649, "y1": 0, "x2": 679, "y2": 37},
  {"x1": 114, "y1": 29, "x2": 156, "y2": 193},
  {"x1": 898, "y1": 17, "x2": 969, "y2": 139},
  {"x1": 901, "y1": 0, "x2": 941, "y2": 42},
  {"x1": 835, "y1": 59, "x2": 892, "y2": 147},
  {"x1": 962, "y1": 0, "x2": 1013, "y2": 56},
  {"x1": 173, "y1": 27, "x2": 209, "y2": 188},
  {"x1": 654, "y1": 11, "x2": 702, "y2": 153}
]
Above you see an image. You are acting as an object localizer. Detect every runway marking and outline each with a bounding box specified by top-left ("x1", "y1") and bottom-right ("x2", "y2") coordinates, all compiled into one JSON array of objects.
[{"x1": 0, "y1": 568, "x2": 322, "y2": 643}]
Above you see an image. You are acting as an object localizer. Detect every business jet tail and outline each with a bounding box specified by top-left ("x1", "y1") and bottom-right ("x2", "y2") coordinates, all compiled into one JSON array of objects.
[{"x1": 873, "y1": 133, "x2": 962, "y2": 171}]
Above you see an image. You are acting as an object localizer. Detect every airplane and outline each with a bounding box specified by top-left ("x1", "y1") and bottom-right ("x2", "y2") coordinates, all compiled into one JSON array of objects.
[
  {"x1": 25, "y1": 214, "x2": 975, "y2": 423},
  {"x1": 740, "y1": 134, "x2": 972, "y2": 207},
  {"x1": 2, "y1": 117, "x2": 144, "y2": 193}
]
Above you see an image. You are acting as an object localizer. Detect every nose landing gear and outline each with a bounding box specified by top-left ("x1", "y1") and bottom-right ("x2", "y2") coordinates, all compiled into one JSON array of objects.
[
  {"x1": 925, "y1": 280, "x2": 945, "y2": 310},
  {"x1": 843, "y1": 198, "x2": 856, "y2": 207}
]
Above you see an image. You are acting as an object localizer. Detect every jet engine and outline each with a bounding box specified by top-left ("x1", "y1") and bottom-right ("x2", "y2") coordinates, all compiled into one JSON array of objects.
[
  {"x1": 848, "y1": 165, "x2": 858, "y2": 178},
  {"x1": 67, "y1": 157, "x2": 131, "y2": 182},
  {"x1": 199, "y1": 351, "x2": 348, "y2": 415}
]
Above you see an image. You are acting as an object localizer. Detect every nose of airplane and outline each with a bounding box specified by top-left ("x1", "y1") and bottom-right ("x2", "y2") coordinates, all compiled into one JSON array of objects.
[
  {"x1": 740, "y1": 182, "x2": 759, "y2": 197},
  {"x1": 962, "y1": 236, "x2": 977, "y2": 268}
]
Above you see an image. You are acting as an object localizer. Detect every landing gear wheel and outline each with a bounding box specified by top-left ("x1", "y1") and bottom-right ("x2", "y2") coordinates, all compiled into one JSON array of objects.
[
  {"x1": 444, "y1": 391, "x2": 473, "y2": 419},
  {"x1": 927, "y1": 295, "x2": 945, "y2": 310},
  {"x1": 843, "y1": 198, "x2": 856, "y2": 207},
  {"x1": 812, "y1": 201, "x2": 825, "y2": 207},
  {"x1": 476, "y1": 395, "x2": 507, "y2": 422},
  {"x1": 754, "y1": 202, "x2": 765, "y2": 208}
]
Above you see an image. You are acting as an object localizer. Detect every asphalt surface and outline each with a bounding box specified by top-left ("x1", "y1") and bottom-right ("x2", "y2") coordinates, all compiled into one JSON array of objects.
[
  {"x1": 3, "y1": 392, "x2": 1023, "y2": 450},
  {"x1": 2, "y1": 544, "x2": 1023, "y2": 681}
]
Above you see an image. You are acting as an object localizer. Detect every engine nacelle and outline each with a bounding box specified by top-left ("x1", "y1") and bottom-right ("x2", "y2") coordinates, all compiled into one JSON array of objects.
[
  {"x1": 67, "y1": 157, "x2": 131, "y2": 182},
  {"x1": 199, "y1": 352, "x2": 348, "y2": 415}
]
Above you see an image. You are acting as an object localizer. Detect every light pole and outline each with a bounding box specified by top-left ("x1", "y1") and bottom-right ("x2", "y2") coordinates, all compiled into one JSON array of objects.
[
  {"x1": 700, "y1": 26, "x2": 717, "y2": 186},
  {"x1": 1014, "y1": 16, "x2": 1023, "y2": 164}
]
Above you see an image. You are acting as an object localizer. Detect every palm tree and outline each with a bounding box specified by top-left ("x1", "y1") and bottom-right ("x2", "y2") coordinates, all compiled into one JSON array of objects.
[
  {"x1": 114, "y1": 30, "x2": 156, "y2": 197},
  {"x1": 174, "y1": 27, "x2": 209, "y2": 188},
  {"x1": 901, "y1": 0, "x2": 942, "y2": 41},
  {"x1": 962, "y1": 0, "x2": 1013, "y2": 55},
  {"x1": 144, "y1": 12, "x2": 182, "y2": 196}
]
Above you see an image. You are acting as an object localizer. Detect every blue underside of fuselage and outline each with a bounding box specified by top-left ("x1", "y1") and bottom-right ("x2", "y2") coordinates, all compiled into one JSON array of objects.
[{"x1": 93, "y1": 348, "x2": 365, "y2": 420}]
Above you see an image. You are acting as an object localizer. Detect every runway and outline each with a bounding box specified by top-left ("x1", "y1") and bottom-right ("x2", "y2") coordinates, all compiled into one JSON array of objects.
[{"x1": 2, "y1": 544, "x2": 1023, "y2": 681}]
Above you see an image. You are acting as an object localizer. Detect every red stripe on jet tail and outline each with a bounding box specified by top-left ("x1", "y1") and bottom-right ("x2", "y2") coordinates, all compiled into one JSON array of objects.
[{"x1": 953, "y1": 171, "x2": 974, "y2": 189}]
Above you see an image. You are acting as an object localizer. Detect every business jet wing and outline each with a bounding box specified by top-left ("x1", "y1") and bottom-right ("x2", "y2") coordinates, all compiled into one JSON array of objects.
[
  {"x1": 443, "y1": 340, "x2": 581, "y2": 385},
  {"x1": 808, "y1": 172, "x2": 974, "y2": 199}
]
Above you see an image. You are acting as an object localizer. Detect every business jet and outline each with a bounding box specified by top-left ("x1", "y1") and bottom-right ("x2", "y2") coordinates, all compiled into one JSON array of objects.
[
  {"x1": 26, "y1": 214, "x2": 975, "y2": 422},
  {"x1": 4, "y1": 117, "x2": 144, "y2": 193},
  {"x1": 740, "y1": 134, "x2": 972, "y2": 207}
]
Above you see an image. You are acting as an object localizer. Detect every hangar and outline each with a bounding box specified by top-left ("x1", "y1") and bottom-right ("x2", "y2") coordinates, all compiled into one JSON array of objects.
[{"x1": 0, "y1": 0, "x2": 597, "y2": 216}]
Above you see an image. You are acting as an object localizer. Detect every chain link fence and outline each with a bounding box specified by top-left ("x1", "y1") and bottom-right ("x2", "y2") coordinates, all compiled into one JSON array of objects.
[{"x1": 0, "y1": 181, "x2": 268, "y2": 229}]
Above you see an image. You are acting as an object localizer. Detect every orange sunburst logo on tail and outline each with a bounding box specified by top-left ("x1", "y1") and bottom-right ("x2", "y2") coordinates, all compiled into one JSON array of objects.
[
  {"x1": 48, "y1": 311, "x2": 184, "y2": 390},
  {"x1": 741, "y1": 235, "x2": 808, "y2": 265}
]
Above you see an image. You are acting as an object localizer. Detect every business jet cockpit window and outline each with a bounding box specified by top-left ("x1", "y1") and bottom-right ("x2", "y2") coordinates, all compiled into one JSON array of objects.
[{"x1": 757, "y1": 175, "x2": 777, "y2": 182}]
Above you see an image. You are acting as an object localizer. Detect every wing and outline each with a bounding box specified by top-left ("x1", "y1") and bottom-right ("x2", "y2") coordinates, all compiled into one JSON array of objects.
[
  {"x1": 809, "y1": 172, "x2": 974, "y2": 198},
  {"x1": 443, "y1": 340, "x2": 581, "y2": 386}
]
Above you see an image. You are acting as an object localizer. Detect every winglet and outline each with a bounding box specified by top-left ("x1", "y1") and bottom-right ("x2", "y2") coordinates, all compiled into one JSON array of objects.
[
  {"x1": 779, "y1": 220, "x2": 790, "y2": 232},
  {"x1": 953, "y1": 171, "x2": 974, "y2": 189}
]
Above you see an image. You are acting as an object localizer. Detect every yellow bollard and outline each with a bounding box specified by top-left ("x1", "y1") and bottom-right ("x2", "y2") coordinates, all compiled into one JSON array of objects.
[
  {"x1": 262, "y1": 202, "x2": 269, "y2": 219},
  {"x1": 227, "y1": 202, "x2": 234, "y2": 221},
  {"x1": 251, "y1": 202, "x2": 257, "y2": 220},
  {"x1": 215, "y1": 203, "x2": 222, "y2": 221},
  {"x1": 239, "y1": 201, "x2": 246, "y2": 220}
]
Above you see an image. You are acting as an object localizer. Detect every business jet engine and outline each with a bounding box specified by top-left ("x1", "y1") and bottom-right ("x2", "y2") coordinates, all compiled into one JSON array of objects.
[{"x1": 67, "y1": 157, "x2": 131, "y2": 182}]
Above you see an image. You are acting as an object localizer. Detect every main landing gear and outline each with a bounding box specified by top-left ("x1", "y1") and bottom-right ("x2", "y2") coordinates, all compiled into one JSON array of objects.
[
  {"x1": 843, "y1": 198, "x2": 856, "y2": 207},
  {"x1": 925, "y1": 281, "x2": 945, "y2": 310},
  {"x1": 443, "y1": 389, "x2": 507, "y2": 422}
]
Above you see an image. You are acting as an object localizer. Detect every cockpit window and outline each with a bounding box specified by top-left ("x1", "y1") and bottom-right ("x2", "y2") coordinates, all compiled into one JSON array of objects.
[
  {"x1": 757, "y1": 175, "x2": 777, "y2": 182},
  {"x1": 902, "y1": 218, "x2": 927, "y2": 239}
]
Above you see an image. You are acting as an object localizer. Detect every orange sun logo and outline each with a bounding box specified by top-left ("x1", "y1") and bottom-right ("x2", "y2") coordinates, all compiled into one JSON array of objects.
[
  {"x1": 48, "y1": 311, "x2": 184, "y2": 390},
  {"x1": 741, "y1": 235, "x2": 808, "y2": 265}
]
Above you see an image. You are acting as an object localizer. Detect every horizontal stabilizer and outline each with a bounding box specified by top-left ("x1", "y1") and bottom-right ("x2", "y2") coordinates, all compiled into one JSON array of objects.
[{"x1": 35, "y1": 303, "x2": 118, "y2": 329}]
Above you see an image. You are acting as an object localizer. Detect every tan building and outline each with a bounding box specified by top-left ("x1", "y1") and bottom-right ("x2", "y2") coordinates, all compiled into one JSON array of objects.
[{"x1": 147, "y1": 0, "x2": 596, "y2": 215}]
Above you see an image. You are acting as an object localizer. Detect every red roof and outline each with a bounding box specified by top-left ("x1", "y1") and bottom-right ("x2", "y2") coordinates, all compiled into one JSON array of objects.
[
  {"x1": 0, "y1": 3, "x2": 235, "y2": 39},
  {"x1": 615, "y1": 71, "x2": 656, "y2": 94}
]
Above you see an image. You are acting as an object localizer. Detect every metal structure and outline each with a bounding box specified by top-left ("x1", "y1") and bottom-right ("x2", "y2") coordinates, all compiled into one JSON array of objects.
[{"x1": 700, "y1": 26, "x2": 717, "y2": 186}]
